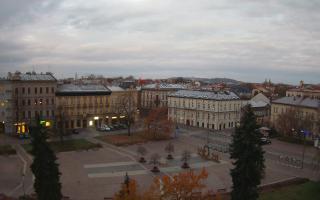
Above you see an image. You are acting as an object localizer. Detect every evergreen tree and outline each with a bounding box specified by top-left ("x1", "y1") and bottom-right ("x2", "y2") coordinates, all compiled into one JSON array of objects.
[
  {"x1": 30, "y1": 122, "x2": 62, "y2": 200},
  {"x1": 230, "y1": 105, "x2": 265, "y2": 200}
]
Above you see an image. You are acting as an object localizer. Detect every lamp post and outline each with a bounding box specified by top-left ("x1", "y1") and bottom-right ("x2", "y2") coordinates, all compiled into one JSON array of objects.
[{"x1": 301, "y1": 130, "x2": 309, "y2": 169}]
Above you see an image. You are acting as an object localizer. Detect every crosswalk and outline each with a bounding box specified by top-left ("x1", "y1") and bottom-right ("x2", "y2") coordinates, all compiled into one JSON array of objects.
[{"x1": 84, "y1": 156, "x2": 227, "y2": 178}]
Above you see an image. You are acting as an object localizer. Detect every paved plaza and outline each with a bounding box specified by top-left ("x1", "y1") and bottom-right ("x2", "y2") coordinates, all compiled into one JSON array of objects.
[{"x1": 0, "y1": 127, "x2": 319, "y2": 199}]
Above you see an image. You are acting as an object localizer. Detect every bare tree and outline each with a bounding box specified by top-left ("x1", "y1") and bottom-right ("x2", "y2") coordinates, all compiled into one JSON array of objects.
[
  {"x1": 181, "y1": 150, "x2": 191, "y2": 169},
  {"x1": 149, "y1": 153, "x2": 160, "y2": 173},
  {"x1": 117, "y1": 90, "x2": 136, "y2": 136},
  {"x1": 56, "y1": 105, "x2": 65, "y2": 143},
  {"x1": 137, "y1": 146, "x2": 147, "y2": 163},
  {"x1": 144, "y1": 107, "x2": 174, "y2": 140},
  {"x1": 276, "y1": 108, "x2": 314, "y2": 138},
  {"x1": 165, "y1": 142, "x2": 174, "y2": 160}
]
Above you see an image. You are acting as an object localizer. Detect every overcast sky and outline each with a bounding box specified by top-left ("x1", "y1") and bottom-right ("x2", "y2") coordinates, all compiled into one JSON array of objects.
[{"x1": 0, "y1": 0, "x2": 319, "y2": 84}]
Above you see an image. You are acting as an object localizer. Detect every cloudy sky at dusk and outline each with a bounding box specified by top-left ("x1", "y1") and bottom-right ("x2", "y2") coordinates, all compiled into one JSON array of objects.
[{"x1": 0, "y1": 0, "x2": 319, "y2": 84}]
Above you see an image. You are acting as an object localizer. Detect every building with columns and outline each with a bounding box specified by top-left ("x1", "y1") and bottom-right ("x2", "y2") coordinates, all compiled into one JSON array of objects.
[
  {"x1": 55, "y1": 84, "x2": 111, "y2": 129},
  {"x1": 168, "y1": 90, "x2": 244, "y2": 130}
]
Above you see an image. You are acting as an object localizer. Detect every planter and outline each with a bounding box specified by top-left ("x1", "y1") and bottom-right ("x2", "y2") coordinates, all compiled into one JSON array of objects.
[
  {"x1": 151, "y1": 166, "x2": 160, "y2": 173},
  {"x1": 181, "y1": 162, "x2": 190, "y2": 169},
  {"x1": 166, "y1": 154, "x2": 173, "y2": 160},
  {"x1": 139, "y1": 157, "x2": 146, "y2": 163}
]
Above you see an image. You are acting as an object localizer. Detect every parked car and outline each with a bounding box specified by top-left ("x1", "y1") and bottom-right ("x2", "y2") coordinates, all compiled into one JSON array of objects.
[
  {"x1": 103, "y1": 125, "x2": 111, "y2": 131},
  {"x1": 72, "y1": 129, "x2": 79, "y2": 134},
  {"x1": 108, "y1": 125, "x2": 115, "y2": 131},
  {"x1": 119, "y1": 123, "x2": 128, "y2": 129},
  {"x1": 260, "y1": 137, "x2": 271, "y2": 145},
  {"x1": 113, "y1": 124, "x2": 121, "y2": 130},
  {"x1": 97, "y1": 126, "x2": 105, "y2": 131}
]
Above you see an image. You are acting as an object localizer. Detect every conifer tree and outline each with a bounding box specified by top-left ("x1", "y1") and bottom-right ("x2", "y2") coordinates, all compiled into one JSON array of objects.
[
  {"x1": 30, "y1": 121, "x2": 62, "y2": 200},
  {"x1": 230, "y1": 105, "x2": 265, "y2": 200}
]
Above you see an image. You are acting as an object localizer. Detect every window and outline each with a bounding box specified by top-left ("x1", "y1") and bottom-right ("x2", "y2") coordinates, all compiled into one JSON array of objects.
[
  {"x1": 46, "y1": 110, "x2": 49, "y2": 117},
  {"x1": 28, "y1": 111, "x2": 31, "y2": 118},
  {"x1": 28, "y1": 88, "x2": 30, "y2": 94},
  {"x1": 15, "y1": 88, "x2": 18, "y2": 94},
  {"x1": 22, "y1": 111, "x2": 25, "y2": 119},
  {"x1": 22, "y1": 87, "x2": 25, "y2": 94},
  {"x1": 28, "y1": 99, "x2": 31, "y2": 106},
  {"x1": 51, "y1": 110, "x2": 55, "y2": 116},
  {"x1": 51, "y1": 87, "x2": 54, "y2": 93},
  {"x1": 51, "y1": 98, "x2": 54, "y2": 104},
  {"x1": 46, "y1": 99, "x2": 49, "y2": 105},
  {"x1": 35, "y1": 87, "x2": 37, "y2": 94},
  {"x1": 46, "y1": 87, "x2": 49, "y2": 93},
  {"x1": 40, "y1": 87, "x2": 42, "y2": 94},
  {"x1": 22, "y1": 100, "x2": 25, "y2": 106},
  {"x1": 40, "y1": 110, "x2": 43, "y2": 116}
]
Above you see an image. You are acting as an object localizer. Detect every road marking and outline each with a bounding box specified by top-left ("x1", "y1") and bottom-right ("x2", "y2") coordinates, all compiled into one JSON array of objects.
[
  {"x1": 88, "y1": 170, "x2": 148, "y2": 178},
  {"x1": 84, "y1": 161, "x2": 137, "y2": 169}
]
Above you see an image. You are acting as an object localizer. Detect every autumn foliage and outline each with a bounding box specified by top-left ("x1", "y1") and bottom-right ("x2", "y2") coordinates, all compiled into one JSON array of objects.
[
  {"x1": 113, "y1": 178, "x2": 141, "y2": 200},
  {"x1": 113, "y1": 168, "x2": 222, "y2": 200},
  {"x1": 148, "y1": 168, "x2": 209, "y2": 199}
]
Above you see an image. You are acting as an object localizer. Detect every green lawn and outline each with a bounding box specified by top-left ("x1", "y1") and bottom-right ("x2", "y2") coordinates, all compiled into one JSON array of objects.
[
  {"x1": 0, "y1": 144, "x2": 16, "y2": 155},
  {"x1": 22, "y1": 139, "x2": 102, "y2": 153},
  {"x1": 259, "y1": 181, "x2": 320, "y2": 200}
]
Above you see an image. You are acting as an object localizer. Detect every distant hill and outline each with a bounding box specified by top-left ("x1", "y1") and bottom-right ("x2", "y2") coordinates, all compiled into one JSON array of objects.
[{"x1": 169, "y1": 77, "x2": 241, "y2": 85}]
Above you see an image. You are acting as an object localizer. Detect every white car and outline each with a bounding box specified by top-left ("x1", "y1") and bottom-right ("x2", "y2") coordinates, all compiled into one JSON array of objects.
[{"x1": 102, "y1": 125, "x2": 111, "y2": 131}]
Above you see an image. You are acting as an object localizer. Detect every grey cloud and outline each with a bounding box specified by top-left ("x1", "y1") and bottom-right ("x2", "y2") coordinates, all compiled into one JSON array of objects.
[{"x1": 0, "y1": 0, "x2": 319, "y2": 84}]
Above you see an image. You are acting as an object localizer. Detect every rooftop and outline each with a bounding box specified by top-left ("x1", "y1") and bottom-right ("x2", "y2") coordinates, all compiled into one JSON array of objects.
[
  {"x1": 56, "y1": 84, "x2": 111, "y2": 96},
  {"x1": 142, "y1": 83, "x2": 186, "y2": 90},
  {"x1": 9, "y1": 72, "x2": 57, "y2": 81},
  {"x1": 272, "y1": 96, "x2": 319, "y2": 109},
  {"x1": 107, "y1": 86, "x2": 125, "y2": 92},
  {"x1": 168, "y1": 90, "x2": 240, "y2": 100}
]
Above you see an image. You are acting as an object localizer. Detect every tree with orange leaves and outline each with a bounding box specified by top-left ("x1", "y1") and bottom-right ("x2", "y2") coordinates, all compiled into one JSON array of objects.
[
  {"x1": 114, "y1": 168, "x2": 223, "y2": 200},
  {"x1": 113, "y1": 173, "x2": 141, "y2": 200},
  {"x1": 145, "y1": 168, "x2": 209, "y2": 200}
]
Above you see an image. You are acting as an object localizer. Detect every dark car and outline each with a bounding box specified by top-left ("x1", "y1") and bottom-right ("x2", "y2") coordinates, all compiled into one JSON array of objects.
[
  {"x1": 108, "y1": 125, "x2": 115, "y2": 131},
  {"x1": 113, "y1": 124, "x2": 121, "y2": 130},
  {"x1": 260, "y1": 137, "x2": 271, "y2": 145},
  {"x1": 72, "y1": 129, "x2": 79, "y2": 134}
]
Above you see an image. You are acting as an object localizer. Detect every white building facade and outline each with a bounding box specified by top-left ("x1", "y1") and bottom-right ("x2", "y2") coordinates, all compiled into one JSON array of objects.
[{"x1": 168, "y1": 90, "x2": 244, "y2": 130}]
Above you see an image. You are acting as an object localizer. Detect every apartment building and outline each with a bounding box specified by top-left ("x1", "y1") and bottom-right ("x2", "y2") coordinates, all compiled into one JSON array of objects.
[
  {"x1": 271, "y1": 96, "x2": 319, "y2": 135},
  {"x1": 0, "y1": 80, "x2": 13, "y2": 134},
  {"x1": 55, "y1": 84, "x2": 111, "y2": 129},
  {"x1": 9, "y1": 71, "x2": 57, "y2": 135},
  {"x1": 168, "y1": 90, "x2": 243, "y2": 130},
  {"x1": 141, "y1": 83, "x2": 185, "y2": 111},
  {"x1": 107, "y1": 86, "x2": 139, "y2": 124}
]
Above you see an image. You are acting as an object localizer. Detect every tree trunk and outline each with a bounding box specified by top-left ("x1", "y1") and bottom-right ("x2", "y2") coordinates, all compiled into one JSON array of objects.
[{"x1": 128, "y1": 122, "x2": 131, "y2": 136}]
